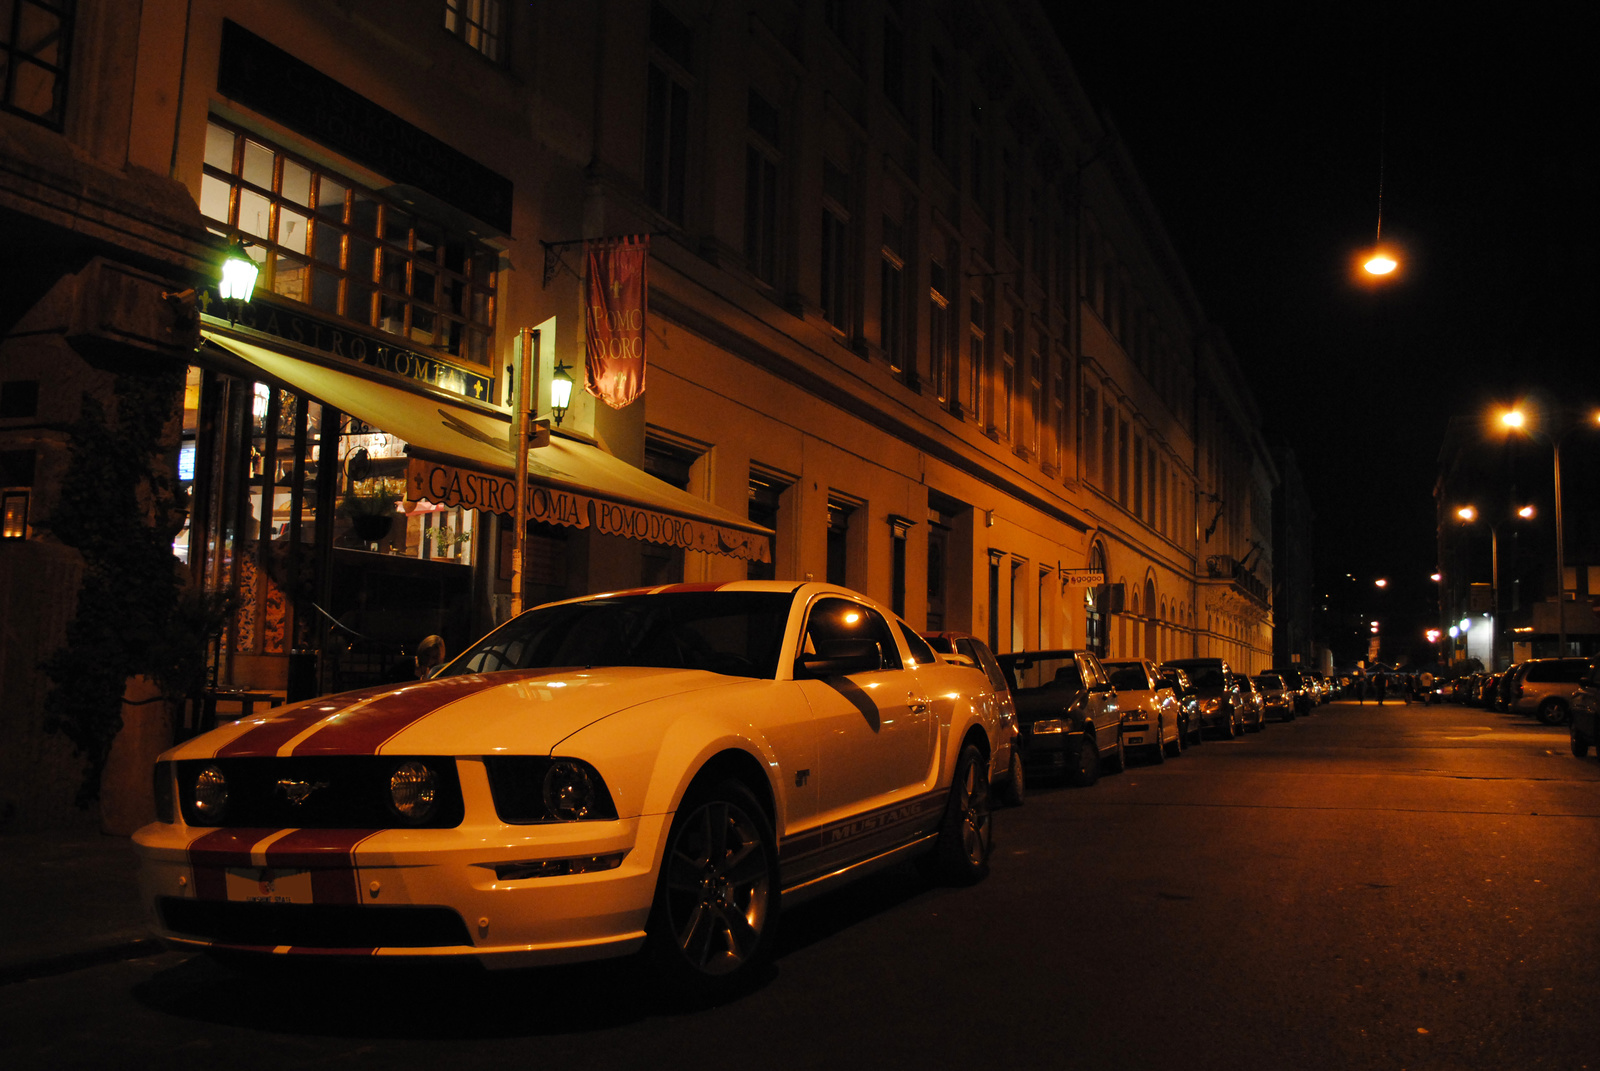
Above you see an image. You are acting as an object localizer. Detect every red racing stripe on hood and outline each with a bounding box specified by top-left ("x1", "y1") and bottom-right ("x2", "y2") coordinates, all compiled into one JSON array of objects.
[
  {"x1": 288, "y1": 673, "x2": 540, "y2": 756},
  {"x1": 213, "y1": 686, "x2": 392, "y2": 758}
]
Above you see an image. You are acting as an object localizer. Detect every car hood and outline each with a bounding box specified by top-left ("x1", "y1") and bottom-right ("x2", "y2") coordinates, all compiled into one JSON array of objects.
[{"x1": 166, "y1": 667, "x2": 745, "y2": 760}]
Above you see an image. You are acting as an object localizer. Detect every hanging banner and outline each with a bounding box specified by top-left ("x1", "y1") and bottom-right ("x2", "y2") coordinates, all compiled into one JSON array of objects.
[{"x1": 585, "y1": 235, "x2": 650, "y2": 410}]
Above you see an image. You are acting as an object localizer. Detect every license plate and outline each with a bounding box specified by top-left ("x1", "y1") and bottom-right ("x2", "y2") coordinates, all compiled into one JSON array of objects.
[
  {"x1": 225, "y1": 867, "x2": 314, "y2": 904},
  {"x1": 1125, "y1": 736, "x2": 1144, "y2": 745}
]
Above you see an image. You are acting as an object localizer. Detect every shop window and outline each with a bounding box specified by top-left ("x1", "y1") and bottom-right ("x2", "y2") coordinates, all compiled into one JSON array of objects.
[
  {"x1": 444, "y1": 0, "x2": 505, "y2": 64},
  {"x1": 1, "y1": 449, "x2": 34, "y2": 539},
  {"x1": 200, "y1": 118, "x2": 498, "y2": 366},
  {"x1": 1, "y1": 0, "x2": 72, "y2": 129},
  {"x1": 747, "y1": 469, "x2": 788, "y2": 581}
]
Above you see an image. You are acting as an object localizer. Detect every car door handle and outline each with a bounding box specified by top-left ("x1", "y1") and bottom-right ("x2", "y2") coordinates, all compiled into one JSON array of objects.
[{"x1": 908, "y1": 694, "x2": 932, "y2": 716}]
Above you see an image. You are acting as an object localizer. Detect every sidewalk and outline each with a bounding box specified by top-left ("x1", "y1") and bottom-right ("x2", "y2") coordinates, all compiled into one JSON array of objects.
[{"x1": 0, "y1": 829, "x2": 161, "y2": 985}]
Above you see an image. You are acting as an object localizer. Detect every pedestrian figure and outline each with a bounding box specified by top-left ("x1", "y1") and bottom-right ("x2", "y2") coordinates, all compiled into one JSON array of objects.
[
  {"x1": 1375, "y1": 672, "x2": 1387, "y2": 706},
  {"x1": 1357, "y1": 673, "x2": 1367, "y2": 705},
  {"x1": 1420, "y1": 671, "x2": 1435, "y2": 706}
]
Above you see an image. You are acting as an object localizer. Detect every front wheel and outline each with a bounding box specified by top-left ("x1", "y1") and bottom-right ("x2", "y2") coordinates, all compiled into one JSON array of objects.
[
  {"x1": 1104, "y1": 731, "x2": 1128, "y2": 773},
  {"x1": 646, "y1": 779, "x2": 778, "y2": 998},
  {"x1": 1538, "y1": 699, "x2": 1570, "y2": 726},
  {"x1": 1148, "y1": 717, "x2": 1166, "y2": 764},
  {"x1": 932, "y1": 744, "x2": 992, "y2": 884},
  {"x1": 1068, "y1": 733, "x2": 1100, "y2": 787}
]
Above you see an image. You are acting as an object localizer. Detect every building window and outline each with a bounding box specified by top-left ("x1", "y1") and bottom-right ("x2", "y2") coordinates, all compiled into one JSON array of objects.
[
  {"x1": 969, "y1": 100, "x2": 987, "y2": 212},
  {"x1": 930, "y1": 51, "x2": 950, "y2": 163},
  {"x1": 745, "y1": 90, "x2": 781, "y2": 285},
  {"x1": 1025, "y1": 343, "x2": 1043, "y2": 460},
  {"x1": 1051, "y1": 357, "x2": 1066, "y2": 475},
  {"x1": 823, "y1": 0, "x2": 855, "y2": 51},
  {"x1": 1082, "y1": 384, "x2": 1098, "y2": 480},
  {"x1": 880, "y1": 215, "x2": 906, "y2": 373},
  {"x1": 929, "y1": 261, "x2": 951, "y2": 406},
  {"x1": 1, "y1": 0, "x2": 72, "y2": 129},
  {"x1": 1000, "y1": 322, "x2": 1017, "y2": 441},
  {"x1": 643, "y1": 436, "x2": 703, "y2": 586},
  {"x1": 199, "y1": 119, "x2": 498, "y2": 366},
  {"x1": 645, "y1": 4, "x2": 693, "y2": 225},
  {"x1": 882, "y1": 1, "x2": 905, "y2": 114},
  {"x1": 820, "y1": 158, "x2": 852, "y2": 332},
  {"x1": 443, "y1": 0, "x2": 505, "y2": 63},
  {"x1": 1117, "y1": 417, "x2": 1130, "y2": 507},
  {"x1": 1133, "y1": 433, "x2": 1145, "y2": 520},
  {"x1": 1100, "y1": 403, "x2": 1115, "y2": 490},
  {"x1": 889, "y1": 515, "x2": 912, "y2": 617},
  {"x1": 968, "y1": 294, "x2": 987, "y2": 425},
  {"x1": 1, "y1": 379, "x2": 40, "y2": 418}
]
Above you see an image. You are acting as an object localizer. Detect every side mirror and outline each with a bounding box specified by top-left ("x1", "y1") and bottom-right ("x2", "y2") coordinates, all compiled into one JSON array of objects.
[{"x1": 797, "y1": 639, "x2": 882, "y2": 677}]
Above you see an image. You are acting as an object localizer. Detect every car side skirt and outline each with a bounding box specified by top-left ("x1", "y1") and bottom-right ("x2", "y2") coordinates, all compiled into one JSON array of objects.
[{"x1": 780, "y1": 832, "x2": 940, "y2": 908}]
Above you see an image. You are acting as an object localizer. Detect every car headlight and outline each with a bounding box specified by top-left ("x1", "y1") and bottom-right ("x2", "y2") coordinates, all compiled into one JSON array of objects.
[
  {"x1": 1030, "y1": 719, "x2": 1068, "y2": 734},
  {"x1": 544, "y1": 761, "x2": 598, "y2": 821},
  {"x1": 389, "y1": 761, "x2": 439, "y2": 823},
  {"x1": 193, "y1": 765, "x2": 227, "y2": 823}
]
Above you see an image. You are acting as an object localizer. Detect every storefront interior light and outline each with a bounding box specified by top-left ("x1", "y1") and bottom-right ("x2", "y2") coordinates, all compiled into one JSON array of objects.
[{"x1": 550, "y1": 362, "x2": 574, "y2": 426}]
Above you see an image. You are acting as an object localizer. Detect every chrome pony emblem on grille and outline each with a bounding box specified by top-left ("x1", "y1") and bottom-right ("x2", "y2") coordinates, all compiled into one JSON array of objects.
[{"x1": 275, "y1": 779, "x2": 329, "y2": 806}]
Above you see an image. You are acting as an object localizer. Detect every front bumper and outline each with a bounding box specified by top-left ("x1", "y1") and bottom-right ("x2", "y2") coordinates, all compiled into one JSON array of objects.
[{"x1": 133, "y1": 774, "x2": 670, "y2": 968}]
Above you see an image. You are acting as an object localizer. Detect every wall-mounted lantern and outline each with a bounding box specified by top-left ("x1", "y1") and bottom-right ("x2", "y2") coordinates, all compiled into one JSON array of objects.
[{"x1": 550, "y1": 362, "x2": 574, "y2": 426}]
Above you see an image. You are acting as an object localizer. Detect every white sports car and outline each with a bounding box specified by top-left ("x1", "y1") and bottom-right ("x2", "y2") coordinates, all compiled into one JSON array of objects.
[{"x1": 134, "y1": 582, "x2": 1005, "y2": 994}]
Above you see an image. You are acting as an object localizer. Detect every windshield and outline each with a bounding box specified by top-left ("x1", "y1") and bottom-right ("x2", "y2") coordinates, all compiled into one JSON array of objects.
[
  {"x1": 1107, "y1": 666, "x2": 1148, "y2": 691},
  {"x1": 444, "y1": 591, "x2": 793, "y2": 679}
]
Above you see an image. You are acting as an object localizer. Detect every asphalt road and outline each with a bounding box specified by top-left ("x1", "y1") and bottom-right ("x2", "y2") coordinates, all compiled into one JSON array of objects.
[{"x1": 4, "y1": 699, "x2": 1597, "y2": 1070}]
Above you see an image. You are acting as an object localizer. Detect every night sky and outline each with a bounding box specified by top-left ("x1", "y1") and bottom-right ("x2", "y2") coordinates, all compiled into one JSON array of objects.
[{"x1": 1050, "y1": 3, "x2": 1597, "y2": 658}]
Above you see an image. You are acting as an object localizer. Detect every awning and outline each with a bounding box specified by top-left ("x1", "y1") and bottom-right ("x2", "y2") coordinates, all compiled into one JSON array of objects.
[{"x1": 201, "y1": 332, "x2": 771, "y2": 562}]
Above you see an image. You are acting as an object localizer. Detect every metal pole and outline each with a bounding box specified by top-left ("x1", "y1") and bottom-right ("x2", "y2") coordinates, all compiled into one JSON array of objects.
[
  {"x1": 510, "y1": 328, "x2": 537, "y2": 617},
  {"x1": 1490, "y1": 524, "x2": 1500, "y2": 670},
  {"x1": 1554, "y1": 436, "x2": 1566, "y2": 657}
]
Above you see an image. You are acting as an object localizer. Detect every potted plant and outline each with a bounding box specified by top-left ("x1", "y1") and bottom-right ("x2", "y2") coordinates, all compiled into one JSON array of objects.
[{"x1": 339, "y1": 477, "x2": 402, "y2": 543}]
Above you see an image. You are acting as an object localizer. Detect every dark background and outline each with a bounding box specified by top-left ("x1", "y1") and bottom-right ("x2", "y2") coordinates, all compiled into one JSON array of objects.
[{"x1": 1050, "y1": 3, "x2": 1598, "y2": 663}]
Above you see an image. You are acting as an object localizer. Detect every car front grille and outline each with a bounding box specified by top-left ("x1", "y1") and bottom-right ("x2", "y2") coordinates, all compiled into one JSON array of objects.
[
  {"x1": 157, "y1": 898, "x2": 474, "y2": 948},
  {"x1": 174, "y1": 757, "x2": 464, "y2": 829}
]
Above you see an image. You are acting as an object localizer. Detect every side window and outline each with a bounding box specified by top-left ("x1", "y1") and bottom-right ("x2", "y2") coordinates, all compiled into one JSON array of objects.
[
  {"x1": 803, "y1": 597, "x2": 902, "y2": 671},
  {"x1": 897, "y1": 622, "x2": 938, "y2": 667}
]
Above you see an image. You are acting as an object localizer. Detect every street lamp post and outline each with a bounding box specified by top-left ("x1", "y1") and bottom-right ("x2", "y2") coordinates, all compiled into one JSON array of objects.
[
  {"x1": 1454, "y1": 504, "x2": 1532, "y2": 670},
  {"x1": 1499, "y1": 407, "x2": 1600, "y2": 657}
]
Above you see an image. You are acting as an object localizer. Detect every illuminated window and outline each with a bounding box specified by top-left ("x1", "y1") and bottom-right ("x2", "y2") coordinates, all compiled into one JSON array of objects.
[
  {"x1": 1, "y1": 0, "x2": 73, "y2": 129},
  {"x1": 444, "y1": 0, "x2": 505, "y2": 63},
  {"x1": 1, "y1": 449, "x2": 35, "y2": 540},
  {"x1": 199, "y1": 118, "x2": 498, "y2": 365}
]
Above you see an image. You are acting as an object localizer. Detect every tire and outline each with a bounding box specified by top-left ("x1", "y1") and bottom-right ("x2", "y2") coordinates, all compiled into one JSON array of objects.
[
  {"x1": 1149, "y1": 717, "x2": 1166, "y2": 763},
  {"x1": 646, "y1": 778, "x2": 778, "y2": 998},
  {"x1": 1188, "y1": 714, "x2": 1204, "y2": 745},
  {"x1": 1571, "y1": 723, "x2": 1590, "y2": 758},
  {"x1": 1221, "y1": 710, "x2": 1238, "y2": 739},
  {"x1": 932, "y1": 743, "x2": 992, "y2": 885},
  {"x1": 1068, "y1": 732, "x2": 1100, "y2": 787},
  {"x1": 1104, "y1": 731, "x2": 1128, "y2": 773},
  {"x1": 1167, "y1": 718, "x2": 1185, "y2": 757},
  {"x1": 1247, "y1": 710, "x2": 1264, "y2": 733},
  {"x1": 999, "y1": 746, "x2": 1026, "y2": 807},
  {"x1": 1538, "y1": 699, "x2": 1570, "y2": 726}
]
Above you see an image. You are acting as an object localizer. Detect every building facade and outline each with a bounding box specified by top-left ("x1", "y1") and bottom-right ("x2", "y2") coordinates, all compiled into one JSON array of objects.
[{"x1": 0, "y1": 0, "x2": 1276, "y2": 829}]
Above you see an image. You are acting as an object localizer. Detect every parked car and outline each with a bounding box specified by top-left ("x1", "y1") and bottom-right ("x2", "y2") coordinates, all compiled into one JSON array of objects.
[
  {"x1": 1569, "y1": 661, "x2": 1600, "y2": 759},
  {"x1": 1269, "y1": 667, "x2": 1315, "y2": 715},
  {"x1": 1156, "y1": 666, "x2": 1205, "y2": 746},
  {"x1": 996, "y1": 649, "x2": 1123, "y2": 786},
  {"x1": 1237, "y1": 675, "x2": 1267, "y2": 731},
  {"x1": 1509, "y1": 657, "x2": 1590, "y2": 724},
  {"x1": 1102, "y1": 659, "x2": 1184, "y2": 760},
  {"x1": 1161, "y1": 658, "x2": 1246, "y2": 738},
  {"x1": 134, "y1": 582, "x2": 1007, "y2": 996},
  {"x1": 1253, "y1": 673, "x2": 1297, "y2": 721},
  {"x1": 925, "y1": 631, "x2": 1024, "y2": 805}
]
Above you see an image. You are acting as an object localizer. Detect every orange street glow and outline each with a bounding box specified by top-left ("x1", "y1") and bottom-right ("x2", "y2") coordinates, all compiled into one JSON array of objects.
[
  {"x1": 1518, "y1": 505, "x2": 1536, "y2": 519},
  {"x1": 1363, "y1": 253, "x2": 1398, "y2": 275},
  {"x1": 1457, "y1": 506, "x2": 1477, "y2": 521},
  {"x1": 1500, "y1": 408, "x2": 1526, "y2": 429}
]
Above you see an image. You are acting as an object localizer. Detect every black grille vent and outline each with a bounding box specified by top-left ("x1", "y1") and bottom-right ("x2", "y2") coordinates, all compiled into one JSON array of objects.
[
  {"x1": 158, "y1": 898, "x2": 473, "y2": 948},
  {"x1": 175, "y1": 757, "x2": 464, "y2": 829}
]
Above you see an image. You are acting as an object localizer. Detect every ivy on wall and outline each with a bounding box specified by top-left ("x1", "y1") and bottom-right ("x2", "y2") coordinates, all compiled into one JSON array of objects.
[{"x1": 41, "y1": 364, "x2": 193, "y2": 805}]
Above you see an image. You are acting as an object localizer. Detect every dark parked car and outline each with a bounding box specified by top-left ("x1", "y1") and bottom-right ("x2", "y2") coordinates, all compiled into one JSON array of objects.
[
  {"x1": 1269, "y1": 666, "x2": 1315, "y2": 715},
  {"x1": 1569, "y1": 660, "x2": 1600, "y2": 759},
  {"x1": 1253, "y1": 673, "x2": 1297, "y2": 722},
  {"x1": 996, "y1": 649, "x2": 1123, "y2": 786},
  {"x1": 1161, "y1": 658, "x2": 1246, "y2": 738},
  {"x1": 925, "y1": 631, "x2": 1024, "y2": 804},
  {"x1": 1156, "y1": 666, "x2": 1205, "y2": 745}
]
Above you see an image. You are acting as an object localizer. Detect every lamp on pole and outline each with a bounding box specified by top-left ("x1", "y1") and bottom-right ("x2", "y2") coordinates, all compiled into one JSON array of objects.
[{"x1": 1498, "y1": 406, "x2": 1600, "y2": 657}]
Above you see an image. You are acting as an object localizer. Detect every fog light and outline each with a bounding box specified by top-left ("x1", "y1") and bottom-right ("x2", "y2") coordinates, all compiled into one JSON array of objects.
[{"x1": 389, "y1": 761, "x2": 438, "y2": 823}]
